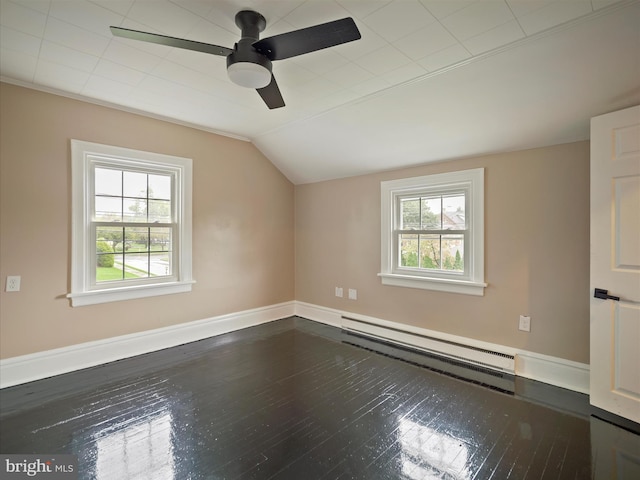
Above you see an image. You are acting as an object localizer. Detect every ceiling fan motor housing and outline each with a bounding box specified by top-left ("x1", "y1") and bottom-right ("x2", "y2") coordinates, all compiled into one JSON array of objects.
[
  {"x1": 227, "y1": 10, "x2": 272, "y2": 88},
  {"x1": 226, "y1": 46, "x2": 272, "y2": 73}
]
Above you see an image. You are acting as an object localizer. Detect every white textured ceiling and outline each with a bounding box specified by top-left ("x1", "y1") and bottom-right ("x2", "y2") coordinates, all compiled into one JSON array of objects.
[{"x1": 1, "y1": 0, "x2": 639, "y2": 183}]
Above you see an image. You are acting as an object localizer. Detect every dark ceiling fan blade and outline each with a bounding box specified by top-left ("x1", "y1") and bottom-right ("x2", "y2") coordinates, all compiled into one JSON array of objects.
[
  {"x1": 253, "y1": 17, "x2": 360, "y2": 61},
  {"x1": 257, "y1": 75, "x2": 285, "y2": 109},
  {"x1": 110, "y1": 26, "x2": 233, "y2": 56}
]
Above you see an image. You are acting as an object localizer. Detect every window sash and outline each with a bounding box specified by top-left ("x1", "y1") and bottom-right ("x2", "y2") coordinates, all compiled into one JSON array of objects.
[
  {"x1": 90, "y1": 221, "x2": 177, "y2": 289},
  {"x1": 392, "y1": 188, "x2": 470, "y2": 279},
  {"x1": 88, "y1": 160, "x2": 180, "y2": 290},
  {"x1": 393, "y1": 231, "x2": 469, "y2": 277}
]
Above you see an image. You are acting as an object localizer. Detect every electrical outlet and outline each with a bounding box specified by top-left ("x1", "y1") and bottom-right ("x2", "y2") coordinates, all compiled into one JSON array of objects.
[
  {"x1": 519, "y1": 315, "x2": 531, "y2": 332},
  {"x1": 348, "y1": 289, "x2": 357, "y2": 300},
  {"x1": 335, "y1": 287, "x2": 343, "y2": 297},
  {"x1": 6, "y1": 276, "x2": 21, "y2": 292}
]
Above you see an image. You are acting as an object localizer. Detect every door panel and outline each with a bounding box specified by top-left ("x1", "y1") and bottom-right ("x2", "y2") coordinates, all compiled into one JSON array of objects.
[
  {"x1": 590, "y1": 105, "x2": 640, "y2": 423},
  {"x1": 615, "y1": 175, "x2": 640, "y2": 268},
  {"x1": 614, "y1": 304, "x2": 640, "y2": 397}
]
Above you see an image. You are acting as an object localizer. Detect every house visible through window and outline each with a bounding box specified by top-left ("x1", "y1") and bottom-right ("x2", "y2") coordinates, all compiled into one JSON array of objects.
[
  {"x1": 69, "y1": 140, "x2": 193, "y2": 307},
  {"x1": 380, "y1": 168, "x2": 486, "y2": 296}
]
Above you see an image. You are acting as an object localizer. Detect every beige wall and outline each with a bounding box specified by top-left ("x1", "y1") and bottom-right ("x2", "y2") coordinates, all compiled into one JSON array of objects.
[
  {"x1": 0, "y1": 82, "x2": 590, "y2": 365},
  {"x1": 0, "y1": 83, "x2": 295, "y2": 359},
  {"x1": 295, "y1": 142, "x2": 590, "y2": 363}
]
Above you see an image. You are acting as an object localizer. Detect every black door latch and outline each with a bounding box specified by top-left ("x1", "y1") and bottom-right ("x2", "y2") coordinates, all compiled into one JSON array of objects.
[{"x1": 594, "y1": 288, "x2": 620, "y2": 301}]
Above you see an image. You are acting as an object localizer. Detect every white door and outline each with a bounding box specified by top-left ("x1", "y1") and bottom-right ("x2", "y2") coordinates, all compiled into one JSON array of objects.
[{"x1": 590, "y1": 105, "x2": 640, "y2": 423}]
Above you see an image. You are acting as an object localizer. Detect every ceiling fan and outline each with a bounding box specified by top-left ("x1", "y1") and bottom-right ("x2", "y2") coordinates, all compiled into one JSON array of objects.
[{"x1": 110, "y1": 10, "x2": 361, "y2": 109}]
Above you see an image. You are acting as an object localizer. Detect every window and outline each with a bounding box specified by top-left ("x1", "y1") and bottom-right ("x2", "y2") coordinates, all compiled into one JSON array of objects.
[
  {"x1": 379, "y1": 168, "x2": 486, "y2": 296},
  {"x1": 69, "y1": 140, "x2": 193, "y2": 306}
]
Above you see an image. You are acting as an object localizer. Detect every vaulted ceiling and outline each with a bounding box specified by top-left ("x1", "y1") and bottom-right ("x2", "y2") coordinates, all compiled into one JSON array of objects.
[{"x1": 1, "y1": 0, "x2": 639, "y2": 184}]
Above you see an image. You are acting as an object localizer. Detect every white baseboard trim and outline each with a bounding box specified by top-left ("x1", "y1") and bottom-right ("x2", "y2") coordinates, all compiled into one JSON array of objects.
[
  {"x1": 515, "y1": 351, "x2": 590, "y2": 395},
  {"x1": 295, "y1": 302, "x2": 590, "y2": 394},
  {"x1": 295, "y1": 301, "x2": 342, "y2": 327},
  {"x1": 0, "y1": 301, "x2": 295, "y2": 389},
  {"x1": 1, "y1": 301, "x2": 590, "y2": 395}
]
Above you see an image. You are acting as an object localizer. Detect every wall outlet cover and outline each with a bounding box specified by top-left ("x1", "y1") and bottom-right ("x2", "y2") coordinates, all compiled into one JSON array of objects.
[{"x1": 6, "y1": 276, "x2": 21, "y2": 292}]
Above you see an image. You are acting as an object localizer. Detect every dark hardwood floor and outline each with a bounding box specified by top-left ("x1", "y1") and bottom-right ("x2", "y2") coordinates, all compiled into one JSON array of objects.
[{"x1": 1, "y1": 317, "x2": 639, "y2": 479}]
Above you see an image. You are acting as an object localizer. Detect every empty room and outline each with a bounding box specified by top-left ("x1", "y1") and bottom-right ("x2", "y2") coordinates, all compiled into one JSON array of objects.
[{"x1": 1, "y1": 1, "x2": 639, "y2": 478}]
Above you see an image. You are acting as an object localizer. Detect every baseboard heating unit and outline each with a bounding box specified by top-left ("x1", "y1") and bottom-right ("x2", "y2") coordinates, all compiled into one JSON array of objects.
[{"x1": 341, "y1": 316, "x2": 515, "y2": 375}]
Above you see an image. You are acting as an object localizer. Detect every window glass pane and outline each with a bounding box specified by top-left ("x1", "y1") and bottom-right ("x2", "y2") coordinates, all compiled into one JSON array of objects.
[
  {"x1": 401, "y1": 198, "x2": 420, "y2": 230},
  {"x1": 96, "y1": 252, "x2": 125, "y2": 283},
  {"x1": 150, "y1": 252, "x2": 171, "y2": 277},
  {"x1": 95, "y1": 168, "x2": 121, "y2": 196},
  {"x1": 97, "y1": 226, "x2": 123, "y2": 253},
  {"x1": 148, "y1": 199, "x2": 171, "y2": 223},
  {"x1": 123, "y1": 171, "x2": 147, "y2": 198},
  {"x1": 125, "y1": 227, "x2": 149, "y2": 252},
  {"x1": 400, "y1": 233, "x2": 419, "y2": 267},
  {"x1": 442, "y1": 235, "x2": 464, "y2": 271},
  {"x1": 149, "y1": 174, "x2": 171, "y2": 200},
  {"x1": 123, "y1": 198, "x2": 148, "y2": 222},
  {"x1": 421, "y1": 197, "x2": 441, "y2": 229},
  {"x1": 124, "y1": 253, "x2": 149, "y2": 278},
  {"x1": 150, "y1": 227, "x2": 171, "y2": 252},
  {"x1": 95, "y1": 196, "x2": 122, "y2": 221},
  {"x1": 419, "y1": 235, "x2": 440, "y2": 269},
  {"x1": 442, "y1": 194, "x2": 465, "y2": 230},
  {"x1": 96, "y1": 244, "x2": 115, "y2": 268}
]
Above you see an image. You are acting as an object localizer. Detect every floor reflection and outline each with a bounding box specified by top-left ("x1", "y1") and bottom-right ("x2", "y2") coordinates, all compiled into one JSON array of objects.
[
  {"x1": 591, "y1": 416, "x2": 640, "y2": 478},
  {"x1": 63, "y1": 376, "x2": 191, "y2": 480},
  {"x1": 398, "y1": 418, "x2": 470, "y2": 480},
  {"x1": 94, "y1": 410, "x2": 175, "y2": 480}
]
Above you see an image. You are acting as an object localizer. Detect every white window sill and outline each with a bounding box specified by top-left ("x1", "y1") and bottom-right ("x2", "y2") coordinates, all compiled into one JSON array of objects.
[
  {"x1": 378, "y1": 273, "x2": 486, "y2": 296},
  {"x1": 67, "y1": 280, "x2": 195, "y2": 307}
]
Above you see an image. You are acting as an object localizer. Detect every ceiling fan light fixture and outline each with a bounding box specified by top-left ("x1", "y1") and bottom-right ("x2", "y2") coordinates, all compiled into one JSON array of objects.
[{"x1": 227, "y1": 62, "x2": 271, "y2": 89}]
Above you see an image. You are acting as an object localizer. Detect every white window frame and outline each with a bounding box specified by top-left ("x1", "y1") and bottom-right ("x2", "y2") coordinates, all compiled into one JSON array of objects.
[
  {"x1": 379, "y1": 168, "x2": 486, "y2": 296},
  {"x1": 68, "y1": 140, "x2": 194, "y2": 307}
]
